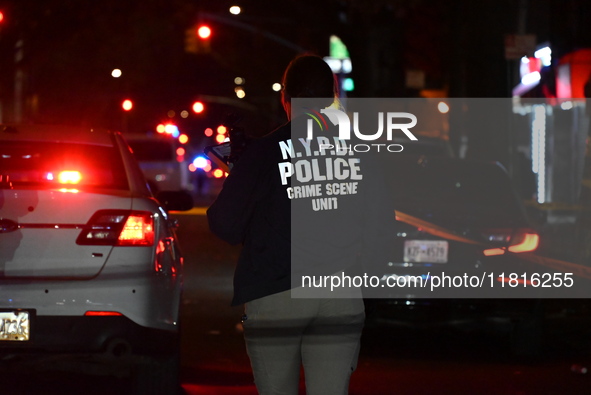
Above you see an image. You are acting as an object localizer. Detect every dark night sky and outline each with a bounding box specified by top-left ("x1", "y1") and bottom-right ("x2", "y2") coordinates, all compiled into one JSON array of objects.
[{"x1": 0, "y1": 0, "x2": 590, "y2": 141}]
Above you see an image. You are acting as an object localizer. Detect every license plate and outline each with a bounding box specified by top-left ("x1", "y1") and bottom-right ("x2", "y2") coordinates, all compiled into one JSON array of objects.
[
  {"x1": 404, "y1": 240, "x2": 449, "y2": 263},
  {"x1": 0, "y1": 311, "x2": 30, "y2": 341}
]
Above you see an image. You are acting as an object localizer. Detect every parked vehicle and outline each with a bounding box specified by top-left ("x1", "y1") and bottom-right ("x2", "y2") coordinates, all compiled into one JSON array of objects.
[
  {"x1": 365, "y1": 156, "x2": 545, "y2": 354},
  {"x1": 0, "y1": 124, "x2": 193, "y2": 393},
  {"x1": 375, "y1": 156, "x2": 539, "y2": 298},
  {"x1": 125, "y1": 134, "x2": 193, "y2": 195}
]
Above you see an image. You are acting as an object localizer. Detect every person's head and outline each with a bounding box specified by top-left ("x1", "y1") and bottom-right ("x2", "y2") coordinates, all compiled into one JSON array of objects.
[{"x1": 281, "y1": 55, "x2": 338, "y2": 119}]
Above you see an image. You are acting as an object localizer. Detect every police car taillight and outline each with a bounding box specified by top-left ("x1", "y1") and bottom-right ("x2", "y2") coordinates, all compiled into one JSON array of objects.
[{"x1": 76, "y1": 210, "x2": 154, "y2": 246}]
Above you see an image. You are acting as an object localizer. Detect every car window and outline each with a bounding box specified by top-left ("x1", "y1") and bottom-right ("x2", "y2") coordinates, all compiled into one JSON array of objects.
[
  {"x1": 0, "y1": 141, "x2": 128, "y2": 190},
  {"x1": 386, "y1": 161, "x2": 523, "y2": 227},
  {"x1": 127, "y1": 140, "x2": 175, "y2": 162}
]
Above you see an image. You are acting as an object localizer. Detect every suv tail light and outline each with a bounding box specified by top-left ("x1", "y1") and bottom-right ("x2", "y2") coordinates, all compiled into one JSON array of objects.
[
  {"x1": 483, "y1": 231, "x2": 539, "y2": 256},
  {"x1": 76, "y1": 210, "x2": 155, "y2": 246}
]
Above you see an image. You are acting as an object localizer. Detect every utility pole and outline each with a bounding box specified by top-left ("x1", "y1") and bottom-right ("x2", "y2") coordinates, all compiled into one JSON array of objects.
[{"x1": 14, "y1": 38, "x2": 24, "y2": 123}]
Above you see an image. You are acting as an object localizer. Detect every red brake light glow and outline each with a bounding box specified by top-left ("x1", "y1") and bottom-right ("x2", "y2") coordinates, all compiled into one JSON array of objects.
[
  {"x1": 84, "y1": 311, "x2": 123, "y2": 316},
  {"x1": 118, "y1": 214, "x2": 154, "y2": 245},
  {"x1": 58, "y1": 170, "x2": 82, "y2": 184},
  {"x1": 508, "y1": 233, "x2": 539, "y2": 253},
  {"x1": 76, "y1": 210, "x2": 155, "y2": 246},
  {"x1": 483, "y1": 248, "x2": 505, "y2": 256},
  {"x1": 483, "y1": 233, "x2": 539, "y2": 256}
]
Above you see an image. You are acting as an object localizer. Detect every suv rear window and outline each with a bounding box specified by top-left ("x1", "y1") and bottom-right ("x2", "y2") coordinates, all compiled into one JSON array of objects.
[
  {"x1": 387, "y1": 161, "x2": 523, "y2": 227},
  {"x1": 0, "y1": 141, "x2": 128, "y2": 190}
]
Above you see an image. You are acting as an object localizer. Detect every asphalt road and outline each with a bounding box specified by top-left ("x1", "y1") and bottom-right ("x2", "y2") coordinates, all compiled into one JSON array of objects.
[{"x1": 175, "y1": 208, "x2": 591, "y2": 395}]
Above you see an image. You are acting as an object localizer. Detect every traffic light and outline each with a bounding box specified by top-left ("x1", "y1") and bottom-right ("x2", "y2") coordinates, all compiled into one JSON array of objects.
[
  {"x1": 122, "y1": 99, "x2": 133, "y2": 111},
  {"x1": 196, "y1": 24, "x2": 211, "y2": 53},
  {"x1": 184, "y1": 28, "x2": 198, "y2": 53},
  {"x1": 197, "y1": 25, "x2": 211, "y2": 40},
  {"x1": 185, "y1": 24, "x2": 212, "y2": 54}
]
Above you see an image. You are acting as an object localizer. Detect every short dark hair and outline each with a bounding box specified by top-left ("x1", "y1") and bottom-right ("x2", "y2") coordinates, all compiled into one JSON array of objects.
[{"x1": 282, "y1": 55, "x2": 338, "y2": 100}]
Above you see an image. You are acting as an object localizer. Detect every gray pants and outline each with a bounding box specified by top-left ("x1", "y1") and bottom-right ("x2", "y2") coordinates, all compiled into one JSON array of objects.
[{"x1": 242, "y1": 289, "x2": 365, "y2": 395}]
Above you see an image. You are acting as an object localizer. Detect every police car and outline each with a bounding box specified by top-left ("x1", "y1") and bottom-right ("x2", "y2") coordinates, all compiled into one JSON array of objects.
[{"x1": 0, "y1": 124, "x2": 192, "y2": 392}]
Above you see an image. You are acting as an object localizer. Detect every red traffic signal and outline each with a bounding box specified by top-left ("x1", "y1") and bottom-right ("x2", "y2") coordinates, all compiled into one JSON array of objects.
[
  {"x1": 197, "y1": 25, "x2": 211, "y2": 40},
  {"x1": 122, "y1": 99, "x2": 133, "y2": 111}
]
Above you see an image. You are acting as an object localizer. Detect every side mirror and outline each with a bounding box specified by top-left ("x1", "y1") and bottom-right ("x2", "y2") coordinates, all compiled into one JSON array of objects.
[{"x1": 156, "y1": 191, "x2": 194, "y2": 212}]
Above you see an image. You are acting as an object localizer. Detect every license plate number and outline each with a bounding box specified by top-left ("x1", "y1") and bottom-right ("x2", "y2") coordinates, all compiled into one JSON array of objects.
[
  {"x1": 0, "y1": 311, "x2": 30, "y2": 341},
  {"x1": 404, "y1": 240, "x2": 449, "y2": 263}
]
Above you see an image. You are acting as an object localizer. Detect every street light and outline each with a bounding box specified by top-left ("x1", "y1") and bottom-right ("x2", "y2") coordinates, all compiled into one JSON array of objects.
[
  {"x1": 192, "y1": 101, "x2": 205, "y2": 114},
  {"x1": 235, "y1": 87, "x2": 245, "y2": 99}
]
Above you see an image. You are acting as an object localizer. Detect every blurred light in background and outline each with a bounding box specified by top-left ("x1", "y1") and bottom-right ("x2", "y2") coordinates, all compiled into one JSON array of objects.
[
  {"x1": 531, "y1": 105, "x2": 546, "y2": 204},
  {"x1": 193, "y1": 156, "x2": 209, "y2": 169},
  {"x1": 272, "y1": 83, "x2": 282, "y2": 92},
  {"x1": 167, "y1": 110, "x2": 175, "y2": 118},
  {"x1": 234, "y1": 77, "x2": 245, "y2": 85},
  {"x1": 534, "y1": 46, "x2": 552, "y2": 67},
  {"x1": 180, "y1": 110, "x2": 189, "y2": 118},
  {"x1": 156, "y1": 124, "x2": 166, "y2": 133},
  {"x1": 229, "y1": 6, "x2": 241, "y2": 15},
  {"x1": 176, "y1": 147, "x2": 185, "y2": 156},
  {"x1": 217, "y1": 125, "x2": 227, "y2": 134},
  {"x1": 192, "y1": 101, "x2": 205, "y2": 114},
  {"x1": 197, "y1": 25, "x2": 211, "y2": 39},
  {"x1": 437, "y1": 101, "x2": 450, "y2": 114},
  {"x1": 111, "y1": 69, "x2": 122, "y2": 78},
  {"x1": 179, "y1": 134, "x2": 189, "y2": 144},
  {"x1": 122, "y1": 99, "x2": 133, "y2": 111},
  {"x1": 165, "y1": 124, "x2": 180, "y2": 138},
  {"x1": 342, "y1": 78, "x2": 354, "y2": 92},
  {"x1": 235, "y1": 87, "x2": 245, "y2": 99},
  {"x1": 521, "y1": 71, "x2": 541, "y2": 85},
  {"x1": 204, "y1": 128, "x2": 214, "y2": 137},
  {"x1": 215, "y1": 134, "x2": 226, "y2": 144},
  {"x1": 213, "y1": 169, "x2": 224, "y2": 178}
]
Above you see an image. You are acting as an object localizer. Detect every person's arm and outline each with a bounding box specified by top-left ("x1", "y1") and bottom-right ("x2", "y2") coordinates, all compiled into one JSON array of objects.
[{"x1": 207, "y1": 141, "x2": 268, "y2": 245}]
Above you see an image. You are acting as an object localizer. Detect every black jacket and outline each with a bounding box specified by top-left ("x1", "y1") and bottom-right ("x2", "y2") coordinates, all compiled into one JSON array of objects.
[
  {"x1": 208, "y1": 118, "x2": 391, "y2": 305},
  {"x1": 208, "y1": 123, "x2": 292, "y2": 305}
]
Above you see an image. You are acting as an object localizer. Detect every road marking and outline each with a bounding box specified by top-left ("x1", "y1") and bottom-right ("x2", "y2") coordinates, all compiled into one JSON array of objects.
[{"x1": 171, "y1": 207, "x2": 208, "y2": 216}]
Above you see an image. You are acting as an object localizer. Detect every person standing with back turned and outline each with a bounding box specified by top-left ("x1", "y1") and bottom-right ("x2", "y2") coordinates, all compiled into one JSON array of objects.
[{"x1": 208, "y1": 54, "x2": 380, "y2": 395}]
